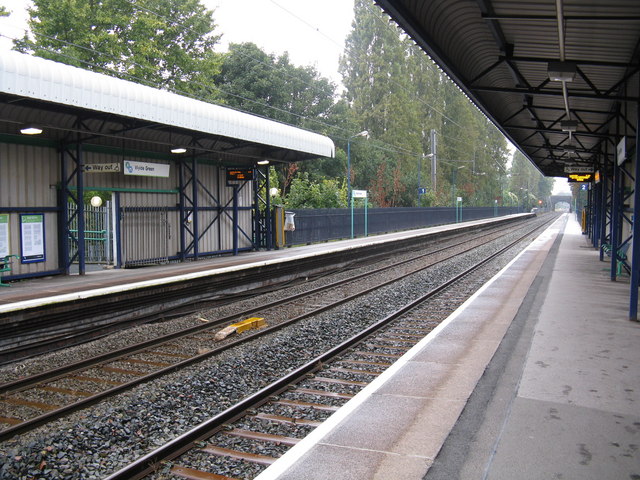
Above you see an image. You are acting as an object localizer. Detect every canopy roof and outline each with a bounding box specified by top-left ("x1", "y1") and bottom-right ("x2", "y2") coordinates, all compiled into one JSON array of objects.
[
  {"x1": 0, "y1": 52, "x2": 335, "y2": 164},
  {"x1": 376, "y1": 0, "x2": 639, "y2": 177}
]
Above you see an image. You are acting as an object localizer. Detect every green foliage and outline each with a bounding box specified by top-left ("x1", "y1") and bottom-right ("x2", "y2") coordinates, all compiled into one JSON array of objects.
[
  {"x1": 15, "y1": 0, "x2": 223, "y2": 98},
  {"x1": 284, "y1": 173, "x2": 346, "y2": 209},
  {"x1": 507, "y1": 151, "x2": 554, "y2": 210},
  {"x1": 0, "y1": 6, "x2": 9, "y2": 17}
]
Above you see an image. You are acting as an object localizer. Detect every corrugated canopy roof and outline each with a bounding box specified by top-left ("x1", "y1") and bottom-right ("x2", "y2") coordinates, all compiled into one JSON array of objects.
[
  {"x1": 0, "y1": 52, "x2": 335, "y2": 164},
  {"x1": 375, "y1": 0, "x2": 639, "y2": 178}
]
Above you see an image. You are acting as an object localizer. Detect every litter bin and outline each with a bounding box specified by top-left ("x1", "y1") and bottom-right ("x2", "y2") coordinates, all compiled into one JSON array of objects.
[{"x1": 284, "y1": 211, "x2": 296, "y2": 232}]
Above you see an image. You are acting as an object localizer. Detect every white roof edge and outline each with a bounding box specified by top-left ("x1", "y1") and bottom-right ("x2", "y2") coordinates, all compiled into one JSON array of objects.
[{"x1": 0, "y1": 52, "x2": 335, "y2": 158}]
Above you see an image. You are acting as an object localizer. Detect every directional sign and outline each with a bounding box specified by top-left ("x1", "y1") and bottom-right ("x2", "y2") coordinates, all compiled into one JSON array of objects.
[{"x1": 564, "y1": 166, "x2": 594, "y2": 174}]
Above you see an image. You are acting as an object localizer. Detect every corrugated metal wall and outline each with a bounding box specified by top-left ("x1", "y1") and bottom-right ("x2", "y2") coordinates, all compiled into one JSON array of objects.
[
  {"x1": 2, "y1": 142, "x2": 257, "y2": 277},
  {"x1": 0, "y1": 143, "x2": 59, "y2": 276}
]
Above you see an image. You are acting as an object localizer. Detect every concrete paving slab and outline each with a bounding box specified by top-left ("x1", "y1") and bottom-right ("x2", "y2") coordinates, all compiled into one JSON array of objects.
[{"x1": 485, "y1": 398, "x2": 640, "y2": 480}]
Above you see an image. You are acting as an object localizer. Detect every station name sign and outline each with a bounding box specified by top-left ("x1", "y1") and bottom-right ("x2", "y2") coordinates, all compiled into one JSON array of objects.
[
  {"x1": 124, "y1": 160, "x2": 170, "y2": 178},
  {"x1": 226, "y1": 168, "x2": 254, "y2": 181}
]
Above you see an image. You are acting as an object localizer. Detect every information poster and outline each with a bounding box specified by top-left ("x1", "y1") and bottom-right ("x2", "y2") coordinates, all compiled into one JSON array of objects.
[
  {"x1": 20, "y1": 214, "x2": 45, "y2": 263},
  {"x1": 0, "y1": 214, "x2": 9, "y2": 258}
]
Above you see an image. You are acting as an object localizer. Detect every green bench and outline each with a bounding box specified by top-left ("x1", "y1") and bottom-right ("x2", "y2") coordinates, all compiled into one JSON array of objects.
[
  {"x1": 0, "y1": 255, "x2": 20, "y2": 287},
  {"x1": 601, "y1": 243, "x2": 630, "y2": 275}
]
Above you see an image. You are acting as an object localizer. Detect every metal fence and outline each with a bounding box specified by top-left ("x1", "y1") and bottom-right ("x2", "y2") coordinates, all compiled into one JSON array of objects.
[
  {"x1": 284, "y1": 206, "x2": 521, "y2": 245},
  {"x1": 121, "y1": 206, "x2": 170, "y2": 267},
  {"x1": 67, "y1": 202, "x2": 112, "y2": 264}
]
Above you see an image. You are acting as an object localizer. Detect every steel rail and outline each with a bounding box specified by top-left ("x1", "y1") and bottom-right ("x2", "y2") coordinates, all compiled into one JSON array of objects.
[
  {"x1": 104, "y1": 216, "x2": 557, "y2": 480},
  {"x1": 0, "y1": 220, "x2": 532, "y2": 441}
]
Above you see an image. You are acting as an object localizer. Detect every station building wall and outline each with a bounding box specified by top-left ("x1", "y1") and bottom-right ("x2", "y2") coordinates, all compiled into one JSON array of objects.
[{"x1": 1, "y1": 140, "x2": 254, "y2": 278}]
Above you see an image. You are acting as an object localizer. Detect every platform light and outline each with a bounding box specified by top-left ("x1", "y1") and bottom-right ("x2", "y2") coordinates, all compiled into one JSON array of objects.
[
  {"x1": 90, "y1": 196, "x2": 103, "y2": 207},
  {"x1": 170, "y1": 147, "x2": 187, "y2": 154},
  {"x1": 20, "y1": 125, "x2": 43, "y2": 135},
  {"x1": 547, "y1": 62, "x2": 576, "y2": 82},
  {"x1": 257, "y1": 159, "x2": 270, "y2": 165},
  {"x1": 561, "y1": 120, "x2": 578, "y2": 132}
]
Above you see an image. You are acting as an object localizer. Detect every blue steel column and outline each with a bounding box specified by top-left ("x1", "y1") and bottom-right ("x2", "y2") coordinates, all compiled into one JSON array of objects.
[
  {"x1": 592, "y1": 180, "x2": 601, "y2": 248},
  {"x1": 192, "y1": 157, "x2": 199, "y2": 259},
  {"x1": 232, "y1": 185, "x2": 239, "y2": 255},
  {"x1": 599, "y1": 165, "x2": 609, "y2": 260},
  {"x1": 629, "y1": 95, "x2": 640, "y2": 320},
  {"x1": 59, "y1": 147, "x2": 70, "y2": 275},
  {"x1": 266, "y1": 169, "x2": 272, "y2": 250},
  {"x1": 178, "y1": 160, "x2": 186, "y2": 261},
  {"x1": 611, "y1": 156, "x2": 621, "y2": 280},
  {"x1": 114, "y1": 192, "x2": 122, "y2": 269},
  {"x1": 76, "y1": 143, "x2": 86, "y2": 275}
]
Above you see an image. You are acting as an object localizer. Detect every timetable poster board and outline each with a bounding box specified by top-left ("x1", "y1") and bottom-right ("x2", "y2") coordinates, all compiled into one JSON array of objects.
[
  {"x1": 0, "y1": 214, "x2": 9, "y2": 258},
  {"x1": 20, "y1": 214, "x2": 45, "y2": 263}
]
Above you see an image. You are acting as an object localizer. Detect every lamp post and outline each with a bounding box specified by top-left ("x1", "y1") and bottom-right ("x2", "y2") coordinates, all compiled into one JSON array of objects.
[
  {"x1": 418, "y1": 153, "x2": 434, "y2": 206},
  {"x1": 347, "y1": 130, "x2": 368, "y2": 208},
  {"x1": 451, "y1": 165, "x2": 466, "y2": 207}
]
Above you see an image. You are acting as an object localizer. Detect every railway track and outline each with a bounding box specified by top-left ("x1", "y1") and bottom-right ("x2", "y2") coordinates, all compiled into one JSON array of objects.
[
  {"x1": 0, "y1": 219, "x2": 531, "y2": 441},
  {"x1": 103, "y1": 215, "x2": 558, "y2": 480}
]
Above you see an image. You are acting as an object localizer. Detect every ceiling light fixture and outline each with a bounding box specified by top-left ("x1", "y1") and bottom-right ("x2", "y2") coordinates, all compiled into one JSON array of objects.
[
  {"x1": 257, "y1": 159, "x2": 270, "y2": 165},
  {"x1": 547, "y1": 61, "x2": 576, "y2": 82},
  {"x1": 561, "y1": 120, "x2": 578, "y2": 132},
  {"x1": 171, "y1": 147, "x2": 187, "y2": 154},
  {"x1": 20, "y1": 125, "x2": 43, "y2": 135}
]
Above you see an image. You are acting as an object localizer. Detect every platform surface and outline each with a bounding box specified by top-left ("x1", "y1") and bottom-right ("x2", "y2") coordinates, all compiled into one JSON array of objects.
[{"x1": 256, "y1": 214, "x2": 640, "y2": 480}]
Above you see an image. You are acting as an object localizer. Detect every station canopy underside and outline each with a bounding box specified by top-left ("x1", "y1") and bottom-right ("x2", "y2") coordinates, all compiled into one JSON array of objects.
[
  {"x1": 376, "y1": 0, "x2": 639, "y2": 178},
  {"x1": 0, "y1": 52, "x2": 335, "y2": 166}
]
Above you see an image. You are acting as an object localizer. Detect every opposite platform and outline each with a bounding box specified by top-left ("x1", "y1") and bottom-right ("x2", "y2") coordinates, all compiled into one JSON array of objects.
[{"x1": 255, "y1": 214, "x2": 640, "y2": 480}]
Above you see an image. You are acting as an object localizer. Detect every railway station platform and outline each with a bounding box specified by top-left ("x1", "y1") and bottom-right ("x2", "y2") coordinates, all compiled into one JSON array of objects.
[
  {"x1": 256, "y1": 214, "x2": 640, "y2": 480},
  {"x1": 0, "y1": 214, "x2": 526, "y2": 312}
]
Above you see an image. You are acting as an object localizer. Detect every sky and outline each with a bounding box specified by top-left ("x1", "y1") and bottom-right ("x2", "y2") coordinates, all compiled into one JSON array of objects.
[{"x1": 0, "y1": 0, "x2": 569, "y2": 194}]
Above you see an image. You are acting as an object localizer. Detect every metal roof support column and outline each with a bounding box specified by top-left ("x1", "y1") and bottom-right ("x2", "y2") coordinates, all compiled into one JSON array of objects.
[
  {"x1": 253, "y1": 166, "x2": 271, "y2": 250},
  {"x1": 232, "y1": 185, "x2": 239, "y2": 256},
  {"x1": 59, "y1": 147, "x2": 70, "y2": 275},
  {"x1": 592, "y1": 180, "x2": 602, "y2": 248},
  {"x1": 629, "y1": 95, "x2": 640, "y2": 321},
  {"x1": 599, "y1": 164, "x2": 609, "y2": 260},
  {"x1": 178, "y1": 161, "x2": 187, "y2": 262},
  {"x1": 266, "y1": 169, "x2": 272, "y2": 250},
  {"x1": 192, "y1": 156, "x2": 199, "y2": 260},
  {"x1": 76, "y1": 143, "x2": 86, "y2": 275},
  {"x1": 610, "y1": 158, "x2": 622, "y2": 281}
]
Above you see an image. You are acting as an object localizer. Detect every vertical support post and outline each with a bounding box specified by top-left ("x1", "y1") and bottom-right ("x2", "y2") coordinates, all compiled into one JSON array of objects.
[
  {"x1": 114, "y1": 192, "x2": 122, "y2": 269},
  {"x1": 178, "y1": 160, "x2": 186, "y2": 261},
  {"x1": 76, "y1": 143, "x2": 86, "y2": 275},
  {"x1": 430, "y1": 129, "x2": 437, "y2": 194},
  {"x1": 192, "y1": 156, "x2": 199, "y2": 259},
  {"x1": 232, "y1": 185, "x2": 239, "y2": 255},
  {"x1": 364, "y1": 196, "x2": 368, "y2": 237},
  {"x1": 59, "y1": 147, "x2": 70, "y2": 275},
  {"x1": 350, "y1": 193, "x2": 354, "y2": 239},
  {"x1": 599, "y1": 161, "x2": 609, "y2": 261},
  {"x1": 611, "y1": 158, "x2": 621, "y2": 280},
  {"x1": 347, "y1": 140, "x2": 352, "y2": 209},
  {"x1": 266, "y1": 168, "x2": 272, "y2": 250},
  {"x1": 629, "y1": 94, "x2": 640, "y2": 320}
]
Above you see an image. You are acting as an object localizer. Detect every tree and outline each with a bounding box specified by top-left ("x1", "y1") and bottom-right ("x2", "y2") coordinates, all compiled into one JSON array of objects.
[
  {"x1": 216, "y1": 42, "x2": 337, "y2": 129},
  {"x1": 14, "y1": 0, "x2": 223, "y2": 98},
  {"x1": 0, "y1": 6, "x2": 9, "y2": 16}
]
